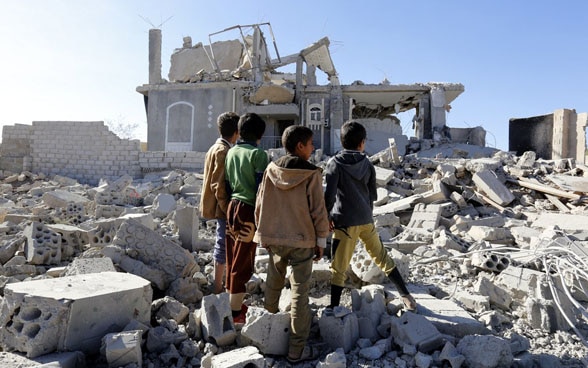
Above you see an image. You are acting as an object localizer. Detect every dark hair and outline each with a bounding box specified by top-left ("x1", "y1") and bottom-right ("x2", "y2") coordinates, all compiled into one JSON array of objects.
[
  {"x1": 217, "y1": 112, "x2": 239, "y2": 138},
  {"x1": 340, "y1": 120, "x2": 366, "y2": 149},
  {"x1": 282, "y1": 125, "x2": 313, "y2": 154},
  {"x1": 238, "y1": 113, "x2": 266, "y2": 141}
]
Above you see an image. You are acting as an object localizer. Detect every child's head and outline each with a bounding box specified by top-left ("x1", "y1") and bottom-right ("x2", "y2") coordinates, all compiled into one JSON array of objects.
[
  {"x1": 217, "y1": 112, "x2": 239, "y2": 139},
  {"x1": 282, "y1": 125, "x2": 314, "y2": 160},
  {"x1": 340, "y1": 120, "x2": 366, "y2": 150},
  {"x1": 238, "y1": 113, "x2": 266, "y2": 142}
]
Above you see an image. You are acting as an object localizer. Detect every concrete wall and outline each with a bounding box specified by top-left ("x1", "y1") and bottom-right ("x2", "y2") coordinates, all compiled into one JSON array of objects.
[
  {"x1": 146, "y1": 84, "x2": 239, "y2": 152},
  {"x1": 509, "y1": 114, "x2": 553, "y2": 159},
  {"x1": 0, "y1": 121, "x2": 206, "y2": 185}
]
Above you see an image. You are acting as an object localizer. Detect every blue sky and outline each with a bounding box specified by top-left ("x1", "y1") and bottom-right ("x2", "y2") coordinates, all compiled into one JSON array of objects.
[{"x1": 1, "y1": 1, "x2": 586, "y2": 150}]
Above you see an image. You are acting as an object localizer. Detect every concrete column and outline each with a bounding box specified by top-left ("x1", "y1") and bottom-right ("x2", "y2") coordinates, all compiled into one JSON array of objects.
[
  {"x1": 430, "y1": 86, "x2": 447, "y2": 140},
  {"x1": 295, "y1": 56, "x2": 303, "y2": 103},
  {"x1": 576, "y1": 112, "x2": 588, "y2": 164},
  {"x1": 419, "y1": 96, "x2": 431, "y2": 139},
  {"x1": 552, "y1": 108, "x2": 571, "y2": 160},
  {"x1": 149, "y1": 29, "x2": 162, "y2": 84},
  {"x1": 306, "y1": 64, "x2": 317, "y2": 86},
  {"x1": 329, "y1": 85, "x2": 344, "y2": 154}
]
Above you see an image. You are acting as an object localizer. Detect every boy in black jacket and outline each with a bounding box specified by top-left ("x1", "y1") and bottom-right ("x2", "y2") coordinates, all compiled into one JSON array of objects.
[{"x1": 324, "y1": 121, "x2": 417, "y2": 311}]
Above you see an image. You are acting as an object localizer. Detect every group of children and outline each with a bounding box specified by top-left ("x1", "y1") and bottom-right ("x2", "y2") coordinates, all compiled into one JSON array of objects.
[{"x1": 200, "y1": 112, "x2": 416, "y2": 364}]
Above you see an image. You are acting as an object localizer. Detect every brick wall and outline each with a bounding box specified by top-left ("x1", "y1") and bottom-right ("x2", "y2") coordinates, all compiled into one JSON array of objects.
[{"x1": 0, "y1": 121, "x2": 206, "y2": 185}]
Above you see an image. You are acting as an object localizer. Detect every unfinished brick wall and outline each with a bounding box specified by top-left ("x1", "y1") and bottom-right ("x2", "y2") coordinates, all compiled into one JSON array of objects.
[
  {"x1": 30, "y1": 121, "x2": 142, "y2": 185},
  {"x1": 0, "y1": 122, "x2": 206, "y2": 184}
]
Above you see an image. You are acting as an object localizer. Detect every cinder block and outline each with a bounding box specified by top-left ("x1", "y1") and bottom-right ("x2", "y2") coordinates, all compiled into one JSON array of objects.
[
  {"x1": 390, "y1": 312, "x2": 443, "y2": 353},
  {"x1": 62, "y1": 257, "x2": 116, "y2": 276},
  {"x1": 240, "y1": 307, "x2": 290, "y2": 355},
  {"x1": 200, "y1": 293, "x2": 237, "y2": 346},
  {"x1": 23, "y1": 221, "x2": 61, "y2": 265},
  {"x1": 174, "y1": 205, "x2": 199, "y2": 251},
  {"x1": 319, "y1": 309, "x2": 359, "y2": 353},
  {"x1": 102, "y1": 330, "x2": 142, "y2": 368},
  {"x1": 474, "y1": 277, "x2": 512, "y2": 310},
  {"x1": 210, "y1": 345, "x2": 265, "y2": 368},
  {"x1": 0, "y1": 272, "x2": 152, "y2": 358}
]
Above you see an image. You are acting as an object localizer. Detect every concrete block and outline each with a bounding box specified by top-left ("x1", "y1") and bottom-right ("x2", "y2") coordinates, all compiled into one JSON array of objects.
[
  {"x1": 374, "y1": 213, "x2": 400, "y2": 227},
  {"x1": 0, "y1": 271, "x2": 152, "y2": 358},
  {"x1": 350, "y1": 285, "x2": 387, "y2": 340},
  {"x1": 0, "y1": 235, "x2": 25, "y2": 265},
  {"x1": 152, "y1": 193, "x2": 176, "y2": 218},
  {"x1": 174, "y1": 205, "x2": 199, "y2": 251},
  {"x1": 413, "y1": 293, "x2": 490, "y2": 337},
  {"x1": 316, "y1": 348, "x2": 347, "y2": 368},
  {"x1": 0, "y1": 351, "x2": 86, "y2": 368},
  {"x1": 200, "y1": 293, "x2": 237, "y2": 346},
  {"x1": 454, "y1": 290, "x2": 490, "y2": 313},
  {"x1": 210, "y1": 345, "x2": 265, "y2": 368},
  {"x1": 472, "y1": 170, "x2": 515, "y2": 206},
  {"x1": 240, "y1": 307, "x2": 290, "y2": 355},
  {"x1": 374, "y1": 166, "x2": 395, "y2": 186},
  {"x1": 474, "y1": 277, "x2": 512, "y2": 310},
  {"x1": 102, "y1": 330, "x2": 142, "y2": 368},
  {"x1": 153, "y1": 296, "x2": 190, "y2": 324},
  {"x1": 42, "y1": 190, "x2": 90, "y2": 209},
  {"x1": 115, "y1": 213, "x2": 155, "y2": 230},
  {"x1": 167, "y1": 276, "x2": 204, "y2": 306},
  {"x1": 46, "y1": 223, "x2": 87, "y2": 260},
  {"x1": 62, "y1": 257, "x2": 116, "y2": 276},
  {"x1": 23, "y1": 221, "x2": 61, "y2": 265},
  {"x1": 433, "y1": 230, "x2": 470, "y2": 252},
  {"x1": 390, "y1": 312, "x2": 443, "y2": 353},
  {"x1": 112, "y1": 219, "x2": 198, "y2": 290},
  {"x1": 407, "y1": 203, "x2": 441, "y2": 230},
  {"x1": 471, "y1": 251, "x2": 510, "y2": 273},
  {"x1": 374, "y1": 187, "x2": 390, "y2": 206},
  {"x1": 456, "y1": 335, "x2": 513, "y2": 368},
  {"x1": 319, "y1": 309, "x2": 359, "y2": 353},
  {"x1": 467, "y1": 226, "x2": 514, "y2": 244},
  {"x1": 438, "y1": 342, "x2": 465, "y2": 368},
  {"x1": 350, "y1": 243, "x2": 386, "y2": 284}
]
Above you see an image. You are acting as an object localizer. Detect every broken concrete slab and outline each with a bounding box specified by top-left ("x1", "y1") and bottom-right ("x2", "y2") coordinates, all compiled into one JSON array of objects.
[
  {"x1": 240, "y1": 307, "x2": 290, "y2": 355},
  {"x1": 0, "y1": 271, "x2": 151, "y2": 358},
  {"x1": 102, "y1": 330, "x2": 143, "y2": 367},
  {"x1": 209, "y1": 345, "x2": 265, "y2": 368},
  {"x1": 200, "y1": 293, "x2": 237, "y2": 347},
  {"x1": 472, "y1": 170, "x2": 515, "y2": 206}
]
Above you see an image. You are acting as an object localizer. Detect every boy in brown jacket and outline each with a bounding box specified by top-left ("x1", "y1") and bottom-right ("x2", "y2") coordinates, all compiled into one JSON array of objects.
[
  {"x1": 199, "y1": 112, "x2": 239, "y2": 294},
  {"x1": 254, "y1": 125, "x2": 329, "y2": 363}
]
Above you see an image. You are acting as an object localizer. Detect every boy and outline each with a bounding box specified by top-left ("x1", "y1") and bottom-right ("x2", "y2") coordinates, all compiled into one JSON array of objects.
[
  {"x1": 324, "y1": 121, "x2": 417, "y2": 311},
  {"x1": 254, "y1": 125, "x2": 329, "y2": 363},
  {"x1": 199, "y1": 112, "x2": 240, "y2": 294},
  {"x1": 225, "y1": 112, "x2": 269, "y2": 324}
]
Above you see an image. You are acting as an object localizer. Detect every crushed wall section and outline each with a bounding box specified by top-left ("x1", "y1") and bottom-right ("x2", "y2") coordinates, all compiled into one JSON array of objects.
[{"x1": 0, "y1": 122, "x2": 206, "y2": 184}]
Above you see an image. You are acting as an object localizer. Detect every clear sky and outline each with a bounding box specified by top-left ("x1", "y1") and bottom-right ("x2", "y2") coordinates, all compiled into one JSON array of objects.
[{"x1": 1, "y1": 1, "x2": 586, "y2": 150}]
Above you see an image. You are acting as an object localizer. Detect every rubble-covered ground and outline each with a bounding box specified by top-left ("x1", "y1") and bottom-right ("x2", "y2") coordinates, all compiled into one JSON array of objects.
[{"x1": 0, "y1": 142, "x2": 587, "y2": 368}]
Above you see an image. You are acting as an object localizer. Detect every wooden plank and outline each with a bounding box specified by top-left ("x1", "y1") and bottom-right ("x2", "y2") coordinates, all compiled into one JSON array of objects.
[
  {"x1": 508, "y1": 178, "x2": 581, "y2": 200},
  {"x1": 544, "y1": 194, "x2": 570, "y2": 212}
]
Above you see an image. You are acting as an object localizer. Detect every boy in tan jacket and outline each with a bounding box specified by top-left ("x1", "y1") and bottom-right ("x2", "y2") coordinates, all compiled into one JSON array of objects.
[
  {"x1": 254, "y1": 125, "x2": 329, "y2": 363},
  {"x1": 199, "y1": 112, "x2": 239, "y2": 294}
]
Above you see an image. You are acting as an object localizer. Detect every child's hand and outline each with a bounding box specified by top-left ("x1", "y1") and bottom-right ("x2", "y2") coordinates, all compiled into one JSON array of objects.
[
  {"x1": 329, "y1": 220, "x2": 334, "y2": 232},
  {"x1": 313, "y1": 246, "x2": 324, "y2": 261}
]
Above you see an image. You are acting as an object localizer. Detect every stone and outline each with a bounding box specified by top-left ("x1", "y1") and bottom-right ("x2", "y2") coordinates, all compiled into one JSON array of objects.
[
  {"x1": 102, "y1": 330, "x2": 142, "y2": 367},
  {"x1": 240, "y1": 307, "x2": 290, "y2": 355},
  {"x1": 456, "y1": 334, "x2": 513, "y2": 368}
]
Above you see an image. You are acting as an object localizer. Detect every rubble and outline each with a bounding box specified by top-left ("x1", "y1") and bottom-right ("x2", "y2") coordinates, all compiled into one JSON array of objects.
[{"x1": 0, "y1": 144, "x2": 586, "y2": 367}]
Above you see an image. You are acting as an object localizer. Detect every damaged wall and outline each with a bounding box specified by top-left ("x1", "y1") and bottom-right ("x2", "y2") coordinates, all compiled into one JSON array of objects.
[
  {"x1": 0, "y1": 121, "x2": 206, "y2": 184},
  {"x1": 509, "y1": 108, "x2": 587, "y2": 164}
]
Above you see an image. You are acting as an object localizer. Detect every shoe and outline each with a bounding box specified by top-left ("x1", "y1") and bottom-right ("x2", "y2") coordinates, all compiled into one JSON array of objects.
[
  {"x1": 401, "y1": 294, "x2": 417, "y2": 312},
  {"x1": 233, "y1": 304, "x2": 249, "y2": 324},
  {"x1": 287, "y1": 345, "x2": 320, "y2": 364}
]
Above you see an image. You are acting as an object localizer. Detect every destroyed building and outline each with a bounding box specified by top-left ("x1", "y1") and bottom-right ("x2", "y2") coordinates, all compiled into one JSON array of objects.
[
  {"x1": 0, "y1": 22, "x2": 587, "y2": 368},
  {"x1": 136, "y1": 23, "x2": 473, "y2": 156}
]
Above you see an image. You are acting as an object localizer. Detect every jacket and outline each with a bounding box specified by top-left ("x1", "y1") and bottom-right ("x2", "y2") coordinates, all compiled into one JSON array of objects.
[
  {"x1": 199, "y1": 138, "x2": 231, "y2": 219},
  {"x1": 324, "y1": 150, "x2": 377, "y2": 227},
  {"x1": 254, "y1": 155, "x2": 330, "y2": 248}
]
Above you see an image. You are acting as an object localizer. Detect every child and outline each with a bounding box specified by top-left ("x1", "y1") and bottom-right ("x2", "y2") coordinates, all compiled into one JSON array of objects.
[
  {"x1": 199, "y1": 112, "x2": 240, "y2": 294},
  {"x1": 254, "y1": 125, "x2": 329, "y2": 363},
  {"x1": 324, "y1": 121, "x2": 417, "y2": 311},
  {"x1": 225, "y1": 112, "x2": 269, "y2": 324}
]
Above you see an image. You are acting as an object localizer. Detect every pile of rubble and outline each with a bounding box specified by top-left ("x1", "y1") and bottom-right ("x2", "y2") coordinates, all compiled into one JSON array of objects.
[{"x1": 0, "y1": 143, "x2": 586, "y2": 368}]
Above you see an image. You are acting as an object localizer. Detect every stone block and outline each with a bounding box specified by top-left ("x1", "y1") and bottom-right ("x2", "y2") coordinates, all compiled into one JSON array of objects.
[
  {"x1": 472, "y1": 170, "x2": 515, "y2": 205},
  {"x1": 23, "y1": 221, "x2": 61, "y2": 265},
  {"x1": 414, "y1": 293, "x2": 490, "y2": 337},
  {"x1": 474, "y1": 277, "x2": 512, "y2": 311},
  {"x1": 350, "y1": 285, "x2": 386, "y2": 340},
  {"x1": 112, "y1": 219, "x2": 198, "y2": 290},
  {"x1": 454, "y1": 290, "x2": 490, "y2": 313},
  {"x1": 210, "y1": 345, "x2": 265, "y2": 368},
  {"x1": 438, "y1": 342, "x2": 465, "y2": 368},
  {"x1": 46, "y1": 223, "x2": 87, "y2": 260},
  {"x1": 0, "y1": 272, "x2": 152, "y2": 358},
  {"x1": 153, "y1": 296, "x2": 190, "y2": 324},
  {"x1": 174, "y1": 205, "x2": 199, "y2": 251},
  {"x1": 0, "y1": 235, "x2": 25, "y2": 265},
  {"x1": 390, "y1": 311, "x2": 443, "y2": 353},
  {"x1": 200, "y1": 293, "x2": 237, "y2": 346},
  {"x1": 374, "y1": 166, "x2": 395, "y2": 186},
  {"x1": 240, "y1": 307, "x2": 290, "y2": 355},
  {"x1": 0, "y1": 351, "x2": 85, "y2": 368},
  {"x1": 406, "y1": 203, "x2": 441, "y2": 230},
  {"x1": 350, "y1": 243, "x2": 386, "y2": 284},
  {"x1": 319, "y1": 310, "x2": 359, "y2": 353},
  {"x1": 102, "y1": 330, "x2": 142, "y2": 367},
  {"x1": 42, "y1": 190, "x2": 89, "y2": 209},
  {"x1": 373, "y1": 213, "x2": 400, "y2": 227},
  {"x1": 456, "y1": 335, "x2": 513, "y2": 368},
  {"x1": 62, "y1": 257, "x2": 116, "y2": 276},
  {"x1": 471, "y1": 251, "x2": 510, "y2": 273},
  {"x1": 152, "y1": 193, "x2": 176, "y2": 218},
  {"x1": 374, "y1": 187, "x2": 390, "y2": 206}
]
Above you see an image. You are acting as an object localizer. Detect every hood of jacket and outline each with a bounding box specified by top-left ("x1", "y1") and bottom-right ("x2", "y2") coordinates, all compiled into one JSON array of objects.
[
  {"x1": 266, "y1": 155, "x2": 319, "y2": 190},
  {"x1": 333, "y1": 150, "x2": 371, "y2": 181}
]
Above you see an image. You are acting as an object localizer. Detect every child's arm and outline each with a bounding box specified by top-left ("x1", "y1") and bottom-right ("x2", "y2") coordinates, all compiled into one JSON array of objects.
[
  {"x1": 368, "y1": 163, "x2": 377, "y2": 204},
  {"x1": 323, "y1": 159, "x2": 338, "y2": 215}
]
